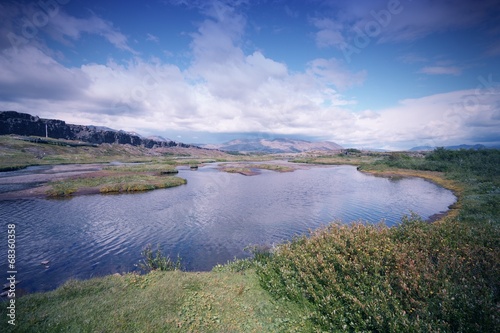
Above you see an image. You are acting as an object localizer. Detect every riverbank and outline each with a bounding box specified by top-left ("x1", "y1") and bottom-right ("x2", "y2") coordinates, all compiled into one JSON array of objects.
[
  {"x1": 218, "y1": 161, "x2": 299, "y2": 175},
  {"x1": 358, "y1": 166, "x2": 463, "y2": 222},
  {"x1": 0, "y1": 163, "x2": 187, "y2": 199}
]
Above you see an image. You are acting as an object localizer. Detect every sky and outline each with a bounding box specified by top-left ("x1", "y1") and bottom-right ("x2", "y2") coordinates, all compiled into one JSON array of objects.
[{"x1": 1, "y1": 0, "x2": 500, "y2": 150}]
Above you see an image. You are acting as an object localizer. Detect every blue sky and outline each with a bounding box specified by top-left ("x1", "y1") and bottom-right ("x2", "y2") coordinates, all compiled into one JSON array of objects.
[{"x1": 1, "y1": 0, "x2": 499, "y2": 149}]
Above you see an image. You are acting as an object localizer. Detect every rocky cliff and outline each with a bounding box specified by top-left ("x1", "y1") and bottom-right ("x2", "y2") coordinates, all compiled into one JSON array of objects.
[{"x1": 0, "y1": 111, "x2": 194, "y2": 149}]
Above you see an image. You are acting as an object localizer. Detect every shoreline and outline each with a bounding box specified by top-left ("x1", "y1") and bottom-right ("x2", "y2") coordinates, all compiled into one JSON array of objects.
[
  {"x1": 359, "y1": 167, "x2": 462, "y2": 223},
  {"x1": 0, "y1": 163, "x2": 186, "y2": 200}
]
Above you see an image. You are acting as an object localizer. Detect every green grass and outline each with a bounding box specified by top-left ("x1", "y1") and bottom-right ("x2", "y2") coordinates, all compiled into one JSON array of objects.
[
  {"x1": 46, "y1": 174, "x2": 186, "y2": 197},
  {"x1": 253, "y1": 164, "x2": 294, "y2": 172},
  {"x1": 291, "y1": 152, "x2": 385, "y2": 166},
  {"x1": 0, "y1": 136, "x2": 155, "y2": 169},
  {"x1": 0, "y1": 269, "x2": 314, "y2": 333},
  {"x1": 220, "y1": 163, "x2": 294, "y2": 175},
  {"x1": 220, "y1": 166, "x2": 254, "y2": 175},
  {"x1": 103, "y1": 163, "x2": 179, "y2": 174}
]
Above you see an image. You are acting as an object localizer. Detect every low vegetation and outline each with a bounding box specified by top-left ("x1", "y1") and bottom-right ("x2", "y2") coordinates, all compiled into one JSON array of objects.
[
  {"x1": 253, "y1": 164, "x2": 294, "y2": 172},
  {"x1": 219, "y1": 163, "x2": 294, "y2": 175},
  {"x1": 138, "y1": 244, "x2": 182, "y2": 272},
  {"x1": 0, "y1": 135, "x2": 156, "y2": 171},
  {"x1": 219, "y1": 166, "x2": 255, "y2": 175},
  {"x1": 46, "y1": 165, "x2": 186, "y2": 197},
  {"x1": 291, "y1": 151, "x2": 385, "y2": 166},
  {"x1": 0, "y1": 148, "x2": 498, "y2": 332}
]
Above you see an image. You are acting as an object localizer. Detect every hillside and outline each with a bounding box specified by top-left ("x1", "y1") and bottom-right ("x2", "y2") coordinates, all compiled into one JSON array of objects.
[
  {"x1": 0, "y1": 111, "x2": 193, "y2": 149},
  {"x1": 203, "y1": 138, "x2": 343, "y2": 153},
  {"x1": 409, "y1": 144, "x2": 498, "y2": 151}
]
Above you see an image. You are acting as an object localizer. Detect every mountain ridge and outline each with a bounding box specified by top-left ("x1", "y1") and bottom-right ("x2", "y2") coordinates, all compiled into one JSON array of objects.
[
  {"x1": 409, "y1": 144, "x2": 498, "y2": 151},
  {"x1": 0, "y1": 111, "x2": 194, "y2": 149},
  {"x1": 202, "y1": 137, "x2": 343, "y2": 153}
]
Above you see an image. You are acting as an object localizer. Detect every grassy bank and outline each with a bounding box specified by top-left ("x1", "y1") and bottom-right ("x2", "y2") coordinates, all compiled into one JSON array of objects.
[
  {"x1": 0, "y1": 268, "x2": 312, "y2": 332},
  {"x1": 256, "y1": 148, "x2": 499, "y2": 332},
  {"x1": 0, "y1": 136, "x2": 157, "y2": 170},
  {"x1": 1, "y1": 148, "x2": 498, "y2": 332},
  {"x1": 219, "y1": 163, "x2": 294, "y2": 175}
]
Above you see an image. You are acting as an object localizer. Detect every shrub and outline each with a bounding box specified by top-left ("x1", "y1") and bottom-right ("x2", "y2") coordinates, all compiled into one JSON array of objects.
[
  {"x1": 255, "y1": 216, "x2": 499, "y2": 332},
  {"x1": 138, "y1": 244, "x2": 182, "y2": 272}
]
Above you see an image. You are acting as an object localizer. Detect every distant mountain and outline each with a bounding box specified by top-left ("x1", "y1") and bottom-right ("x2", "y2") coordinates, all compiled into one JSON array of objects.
[
  {"x1": 147, "y1": 135, "x2": 171, "y2": 142},
  {"x1": 409, "y1": 146, "x2": 435, "y2": 151},
  {"x1": 410, "y1": 144, "x2": 491, "y2": 151},
  {"x1": 202, "y1": 138, "x2": 343, "y2": 153},
  {"x1": 0, "y1": 111, "x2": 195, "y2": 149}
]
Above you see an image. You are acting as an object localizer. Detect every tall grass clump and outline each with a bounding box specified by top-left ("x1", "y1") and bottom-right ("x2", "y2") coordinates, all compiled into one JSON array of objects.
[{"x1": 138, "y1": 244, "x2": 182, "y2": 272}]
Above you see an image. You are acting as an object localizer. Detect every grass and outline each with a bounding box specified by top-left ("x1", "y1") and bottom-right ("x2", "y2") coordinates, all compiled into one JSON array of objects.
[
  {"x1": 46, "y1": 172, "x2": 187, "y2": 197},
  {"x1": 103, "y1": 164, "x2": 178, "y2": 173},
  {"x1": 220, "y1": 163, "x2": 294, "y2": 176},
  {"x1": 291, "y1": 152, "x2": 385, "y2": 166},
  {"x1": 138, "y1": 244, "x2": 183, "y2": 272},
  {"x1": 219, "y1": 166, "x2": 255, "y2": 175},
  {"x1": 0, "y1": 269, "x2": 314, "y2": 333},
  {"x1": 0, "y1": 136, "x2": 156, "y2": 170},
  {"x1": 253, "y1": 164, "x2": 294, "y2": 172}
]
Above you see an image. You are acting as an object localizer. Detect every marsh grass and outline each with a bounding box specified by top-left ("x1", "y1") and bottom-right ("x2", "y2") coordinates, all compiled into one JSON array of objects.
[
  {"x1": 103, "y1": 164, "x2": 178, "y2": 174},
  {"x1": 46, "y1": 173, "x2": 186, "y2": 197},
  {"x1": 220, "y1": 167, "x2": 254, "y2": 174},
  {"x1": 139, "y1": 244, "x2": 182, "y2": 272},
  {"x1": 253, "y1": 164, "x2": 294, "y2": 172},
  {"x1": 291, "y1": 153, "x2": 384, "y2": 166}
]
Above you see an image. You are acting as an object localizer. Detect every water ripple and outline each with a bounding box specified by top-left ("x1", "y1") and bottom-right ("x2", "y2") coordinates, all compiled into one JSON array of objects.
[{"x1": 0, "y1": 164, "x2": 456, "y2": 293}]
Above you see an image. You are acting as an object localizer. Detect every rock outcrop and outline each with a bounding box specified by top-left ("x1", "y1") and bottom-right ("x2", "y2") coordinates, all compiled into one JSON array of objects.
[{"x1": 0, "y1": 111, "x2": 195, "y2": 149}]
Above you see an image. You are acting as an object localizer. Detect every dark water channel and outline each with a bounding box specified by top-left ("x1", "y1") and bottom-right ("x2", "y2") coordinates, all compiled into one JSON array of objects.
[{"x1": 0, "y1": 163, "x2": 455, "y2": 293}]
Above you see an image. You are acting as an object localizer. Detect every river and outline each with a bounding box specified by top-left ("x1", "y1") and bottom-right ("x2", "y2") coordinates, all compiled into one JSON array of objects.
[{"x1": 0, "y1": 163, "x2": 456, "y2": 293}]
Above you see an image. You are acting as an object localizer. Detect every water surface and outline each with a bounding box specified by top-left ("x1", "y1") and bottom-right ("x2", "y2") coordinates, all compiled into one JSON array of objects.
[{"x1": 0, "y1": 163, "x2": 455, "y2": 293}]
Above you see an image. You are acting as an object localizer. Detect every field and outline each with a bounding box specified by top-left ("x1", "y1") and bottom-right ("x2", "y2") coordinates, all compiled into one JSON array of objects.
[{"x1": 0, "y1": 141, "x2": 498, "y2": 332}]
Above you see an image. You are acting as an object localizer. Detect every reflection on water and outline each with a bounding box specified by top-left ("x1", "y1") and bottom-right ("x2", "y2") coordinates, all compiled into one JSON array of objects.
[{"x1": 0, "y1": 164, "x2": 455, "y2": 293}]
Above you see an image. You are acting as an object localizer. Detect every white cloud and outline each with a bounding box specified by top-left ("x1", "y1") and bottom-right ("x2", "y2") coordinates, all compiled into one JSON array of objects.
[
  {"x1": 340, "y1": 90, "x2": 500, "y2": 148},
  {"x1": 314, "y1": 0, "x2": 500, "y2": 45},
  {"x1": 398, "y1": 53, "x2": 428, "y2": 64},
  {"x1": 419, "y1": 66, "x2": 462, "y2": 76},
  {"x1": 307, "y1": 58, "x2": 366, "y2": 90},
  {"x1": 0, "y1": 46, "x2": 90, "y2": 101},
  {"x1": 146, "y1": 33, "x2": 160, "y2": 43},
  {"x1": 310, "y1": 18, "x2": 345, "y2": 48},
  {"x1": 46, "y1": 10, "x2": 136, "y2": 53}
]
